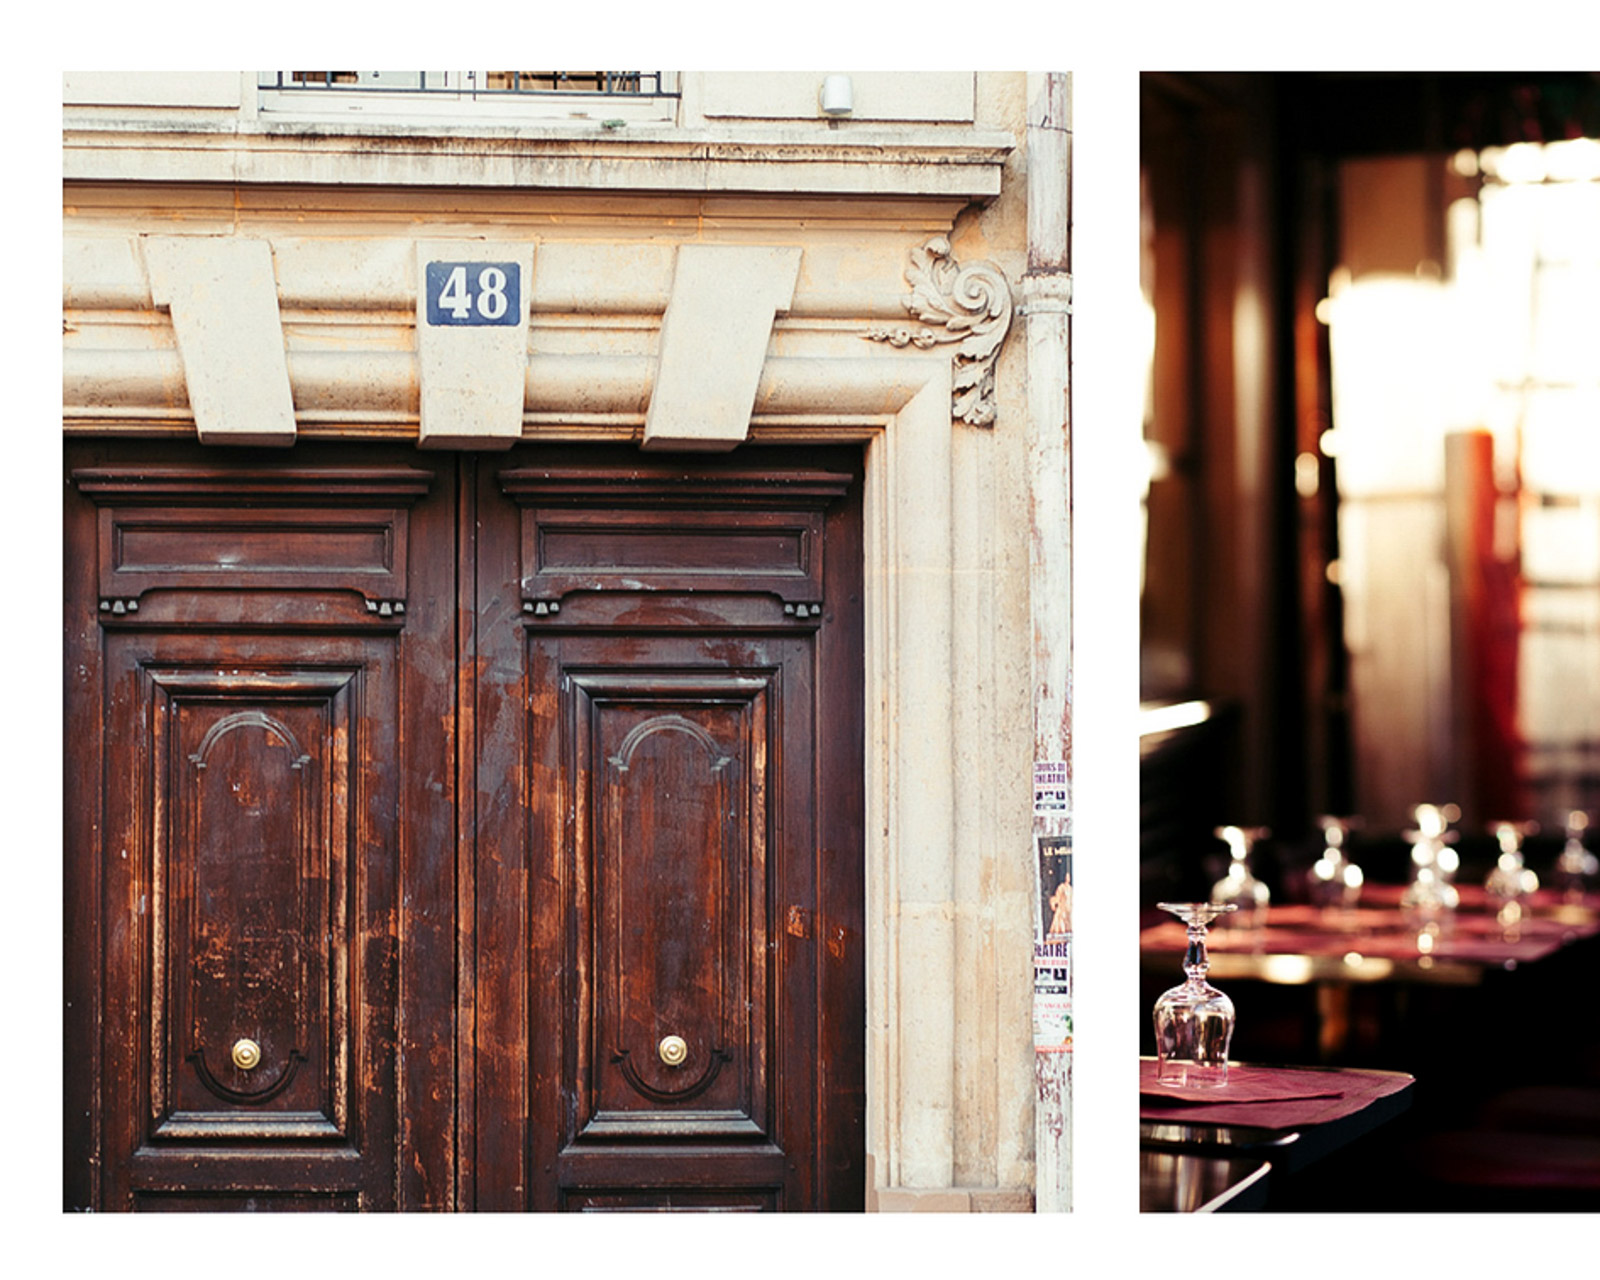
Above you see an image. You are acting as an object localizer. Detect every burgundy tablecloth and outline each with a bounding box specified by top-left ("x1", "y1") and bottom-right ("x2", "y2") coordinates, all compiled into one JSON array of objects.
[
  {"x1": 1262, "y1": 902, "x2": 1581, "y2": 936},
  {"x1": 1140, "y1": 1060, "x2": 1413, "y2": 1129},
  {"x1": 1141, "y1": 897, "x2": 1598, "y2": 967},
  {"x1": 1358, "y1": 882, "x2": 1600, "y2": 914}
]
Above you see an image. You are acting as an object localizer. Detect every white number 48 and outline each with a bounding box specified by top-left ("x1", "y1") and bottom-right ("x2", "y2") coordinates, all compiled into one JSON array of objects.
[{"x1": 437, "y1": 265, "x2": 512, "y2": 321}]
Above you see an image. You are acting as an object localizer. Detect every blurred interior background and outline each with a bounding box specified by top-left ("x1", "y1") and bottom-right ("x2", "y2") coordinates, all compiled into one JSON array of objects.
[{"x1": 1138, "y1": 71, "x2": 1600, "y2": 1210}]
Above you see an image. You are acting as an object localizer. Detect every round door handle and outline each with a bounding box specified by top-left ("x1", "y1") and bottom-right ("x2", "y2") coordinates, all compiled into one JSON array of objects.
[
  {"x1": 231, "y1": 1038, "x2": 262, "y2": 1071},
  {"x1": 658, "y1": 1035, "x2": 688, "y2": 1068}
]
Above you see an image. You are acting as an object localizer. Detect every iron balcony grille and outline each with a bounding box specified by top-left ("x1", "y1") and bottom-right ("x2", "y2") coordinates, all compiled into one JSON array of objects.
[{"x1": 263, "y1": 72, "x2": 676, "y2": 97}]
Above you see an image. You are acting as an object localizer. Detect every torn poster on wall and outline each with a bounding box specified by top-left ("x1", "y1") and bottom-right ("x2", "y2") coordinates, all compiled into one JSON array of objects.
[
  {"x1": 1033, "y1": 832, "x2": 1072, "y2": 1052},
  {"x1": 1033, "y1": 760, "x2": 1069, "y2": 816}
]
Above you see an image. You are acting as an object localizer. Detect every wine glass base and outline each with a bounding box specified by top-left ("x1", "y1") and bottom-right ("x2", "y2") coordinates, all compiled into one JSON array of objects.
[{"x1": 1155, "y1": 1059, "x2": 1230, "y2": 1089}]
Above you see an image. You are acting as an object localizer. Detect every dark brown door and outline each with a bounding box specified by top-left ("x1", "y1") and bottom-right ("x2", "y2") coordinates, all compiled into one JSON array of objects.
[
  {"x1": 64, "y1": 441, "x2": 863, "y2": 1212},
  {"x1": 63, "y1": 442, "x2": 459, "y2": 1212},
  {"x1": 470, "y1": 449, "x2": 865, "y2": 1211}
]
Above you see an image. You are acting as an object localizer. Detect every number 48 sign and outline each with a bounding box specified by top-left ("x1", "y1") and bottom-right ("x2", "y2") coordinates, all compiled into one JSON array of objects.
[{"x1": 425, "y1": 261, "x2": 521, "y2": 326}]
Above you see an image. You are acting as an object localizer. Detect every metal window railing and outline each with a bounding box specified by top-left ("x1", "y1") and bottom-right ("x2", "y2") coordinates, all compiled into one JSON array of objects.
[{"x1": 261, "y1": 71, "x2": 676, "y2": 98}]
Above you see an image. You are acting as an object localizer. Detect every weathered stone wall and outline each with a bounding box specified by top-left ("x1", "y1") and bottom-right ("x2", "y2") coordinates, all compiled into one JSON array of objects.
[{"x1": 62, "y1": 70, "x2": 1061, "y2": 1210}]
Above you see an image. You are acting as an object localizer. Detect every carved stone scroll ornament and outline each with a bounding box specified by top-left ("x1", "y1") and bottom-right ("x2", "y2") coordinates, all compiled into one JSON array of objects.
[{"x1": 863, "y1": 236, "x2": 1015, "y2": 427}]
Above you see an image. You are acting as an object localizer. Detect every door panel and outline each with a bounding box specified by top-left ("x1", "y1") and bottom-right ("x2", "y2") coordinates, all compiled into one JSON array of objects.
[
  {"x1": 537, "y1": 639, "x2": 811, "y2": 1202},
  {"x1": 586, "y1": 677, "x2": 771, "y2": 1132},
  {"x1": 65, "y1": 442, "x2": 457, "y2": 1212},
  {"x1": 107, "y1": 635, "x2": 399, "y2": 1206},
  {"x1": 152, "y1": 665, "x2": 351, "y2": 1137},
  {"x1": 65, "y1": 441, "x2": 863, "y2": 1212},
  {"x1": 479, "y1": 447, "x2": 863, "y2": 1212}
]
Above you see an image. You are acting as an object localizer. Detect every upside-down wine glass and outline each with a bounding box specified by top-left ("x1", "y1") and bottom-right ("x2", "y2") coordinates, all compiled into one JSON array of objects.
[
  {"x1": 1153, "y1": 902, "x2": 1237, "y2": 1088},
  {"x1": 1485, "y1": 820, "x2": 1539, "y2": 937},
  {"x1": 1308, "y1": 815, "x2": 1364, "y2": 911},
  {"x1": 1554, "y1": 811, "x2": 1598, "y2": 902},
  {"x1": 1401, "y1": 803, "x2": 1460, "y2": 934},
  {"x1": 1212, "y1": 826, "x2": 1271, "y2": 932}
]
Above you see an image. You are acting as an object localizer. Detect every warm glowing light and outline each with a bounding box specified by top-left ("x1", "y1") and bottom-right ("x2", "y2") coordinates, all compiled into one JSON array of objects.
[
  {"x1": 1137, "y1": 293, "x2": 1157, "y2": 376},
  {"x1": 1317, "y1": 138, "x2": 1598, "y2": 840},
  {"x1": 1260, "y1": 956, "x2": 1315, "y2": 984},
  {"x1": 1294, "y1": 452, "x2": 1320, "y2": 498},
  {"x1": 1484, "y1": 141, "x2": 1549, "y2": 184},
  {"x1": 1543, "y1": 137, "x2": 1600, "y2": 182},
  {"x1": 1144, "y1": 439, "x2": 1171, "y2": 485},
  {"x1": 1138, "y1": 700, "x2": 1213, "y2": 737}
]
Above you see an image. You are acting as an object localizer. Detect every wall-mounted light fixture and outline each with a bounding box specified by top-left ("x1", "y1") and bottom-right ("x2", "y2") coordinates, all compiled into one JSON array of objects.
[{"x1": 820, "y1": 74, "x2": 854, "y2": 117}]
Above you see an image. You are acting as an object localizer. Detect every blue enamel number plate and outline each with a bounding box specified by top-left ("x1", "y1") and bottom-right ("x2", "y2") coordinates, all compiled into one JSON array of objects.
[{"x1": 425, "y1": 261, "x2": 521, "y2": 326}]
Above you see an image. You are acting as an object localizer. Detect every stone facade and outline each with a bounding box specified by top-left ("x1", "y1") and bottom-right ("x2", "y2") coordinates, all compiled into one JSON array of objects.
[{"x1": 62, "y1": 70, "x2": 1071, "y2": 1210}]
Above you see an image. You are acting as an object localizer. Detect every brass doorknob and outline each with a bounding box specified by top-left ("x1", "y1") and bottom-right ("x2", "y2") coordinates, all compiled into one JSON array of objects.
[
  {"x1": 658, "y1": 1035, "x2": 688, "y2": 1067},
  {"x1": 231, "y1": 1038, "x2": 262, "y2": 1071}
]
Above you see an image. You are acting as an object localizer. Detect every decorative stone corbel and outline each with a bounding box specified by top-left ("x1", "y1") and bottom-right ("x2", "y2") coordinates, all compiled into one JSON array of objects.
[{"x1": 862, "y1": 236, "x2": 1014, "y2": 427}]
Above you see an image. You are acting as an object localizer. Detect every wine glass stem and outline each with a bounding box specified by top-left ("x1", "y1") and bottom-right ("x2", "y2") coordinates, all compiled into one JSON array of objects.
[{"x1": 1184, "y1": 924, "x2": 1210, "y2": 981}]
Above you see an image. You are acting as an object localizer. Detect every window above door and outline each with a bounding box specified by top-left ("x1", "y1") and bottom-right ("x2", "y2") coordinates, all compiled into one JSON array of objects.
[
  {"x1": 256, "y1": 71, "x2": 681, "y2": 126},
  {"x1": 64, "y1": 72, "x2": 1012, "y2": 202}
]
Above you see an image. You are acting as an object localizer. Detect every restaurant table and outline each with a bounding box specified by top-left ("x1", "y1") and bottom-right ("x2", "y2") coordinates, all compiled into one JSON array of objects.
[
  {"x1": 1140, "y1": 886, "x2": 1600, "y2": 988},
  {"x1": 1140, "y1": 1058, "x2": 1415, "y2": 1211}
]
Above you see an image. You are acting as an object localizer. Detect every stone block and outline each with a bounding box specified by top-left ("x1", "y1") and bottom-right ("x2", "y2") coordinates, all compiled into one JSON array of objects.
[{"x1": 142, "y1": 236, "x2": 296, "y2": 446}]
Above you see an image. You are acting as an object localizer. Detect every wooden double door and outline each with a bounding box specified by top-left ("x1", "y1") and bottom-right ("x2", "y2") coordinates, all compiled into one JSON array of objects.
[{"x1": 64, "y1": 440, "x2": 864, "y2": 1212}]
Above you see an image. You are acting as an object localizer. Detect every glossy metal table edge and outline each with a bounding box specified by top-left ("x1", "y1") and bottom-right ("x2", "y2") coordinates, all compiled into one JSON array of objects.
[
  {"x1": 1139, "y1": 1150, "x2": 1273, "y2": 1213},
  {"x1": 1139, "y1": 1058, "x2": 1415, "y2": 1175},
  {"x1": 1141, "y1": 1119, "x2": 1300, "y2": 1155}
]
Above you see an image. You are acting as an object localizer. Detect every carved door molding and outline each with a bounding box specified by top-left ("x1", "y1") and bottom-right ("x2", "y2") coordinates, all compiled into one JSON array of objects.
[{"x1": 64, "y1": 440, "x2": 864, "y2": 1212}]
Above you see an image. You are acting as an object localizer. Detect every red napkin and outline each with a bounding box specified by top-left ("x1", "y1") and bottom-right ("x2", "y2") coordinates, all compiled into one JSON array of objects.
[
  {"x1": 1141, "y1": 1061, "x2": 1345, "y2": 1106},
  {"x1": 1140, "y1": 1060, "x2": 1414, "y2": 1129}
]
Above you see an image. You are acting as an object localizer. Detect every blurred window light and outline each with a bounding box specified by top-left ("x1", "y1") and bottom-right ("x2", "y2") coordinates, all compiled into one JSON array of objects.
[
  {"x1": 1295, "y1": 452, "x2": 1321, "y2": 498},
  {"x1": 1481, "y1": 141, "x2": 1549, "y2": 184},
  {"x1": 1138, "y1": 700, "x2": 1213, "y2": 737},
  {"x1": 1481, "y1": 138, "x2": 1600, "y2": 186},
  {"x1": 1144, "y1": 438, "x2": 1172, "y2": 486},
  {"x1": 1536, "y1": 137, "x2": 1600, "y2": 183},
  {"x1": 1330, "y1": 138, "x2": 1600, "y2": 830}
]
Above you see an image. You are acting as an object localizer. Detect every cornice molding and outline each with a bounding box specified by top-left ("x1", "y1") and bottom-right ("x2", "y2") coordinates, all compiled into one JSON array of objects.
[{"x1": 63, "y1": 123, "x2": 1015, "y2": 200}]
